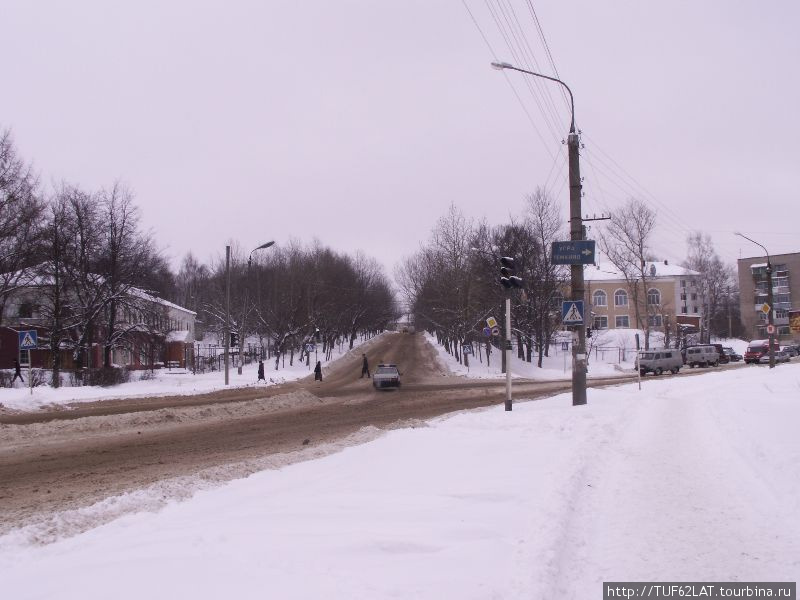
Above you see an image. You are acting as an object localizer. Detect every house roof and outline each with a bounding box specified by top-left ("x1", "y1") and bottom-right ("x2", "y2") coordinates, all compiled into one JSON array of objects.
[{"x1": 584, "y1": 261, "x2": 700, "y2": 282}]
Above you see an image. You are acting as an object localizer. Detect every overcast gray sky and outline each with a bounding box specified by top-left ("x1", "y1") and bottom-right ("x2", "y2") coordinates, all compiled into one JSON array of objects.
[{"x1": 3, "y1": 1, "x2": 798, "y2": 275}]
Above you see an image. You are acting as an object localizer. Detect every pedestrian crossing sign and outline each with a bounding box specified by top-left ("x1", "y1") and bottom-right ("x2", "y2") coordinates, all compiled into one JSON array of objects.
[
  {"x1": 561, "y1": 301, "x2": 584, "y2": 325},
  {"x1": 18, "y1": 330, "x2": 37, "y2": 350}
]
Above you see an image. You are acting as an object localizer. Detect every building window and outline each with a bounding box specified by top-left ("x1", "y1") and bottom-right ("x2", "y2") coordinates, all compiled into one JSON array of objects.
[
  {"x1": 615, "y1": 315, "x2": 630, "y2": 328},
  {"x1": 593, "y1": 316, "x2": 608, "y2": 330},
  {"x1": 614, "y1": 289, "x2": 628, "y2": 307},
  {"x1": 647, "y1": 288, "x2": 661, "y2": 306},
  {"x1": 778, "y1": 326, "x2": 790, "y2": 336},
  {"x1": 776, "y1": 308, "x2": 788, "y2": 319},
  {"x1": 18, "y1": 302, "x2": 34, "y2": 318},
  {"x1": 693, "y1": 306, "x2": 698, "y2": 313},
  {"x1": 680, "y1": 280, "x2": 686, "y2": 288},
  {"x1": 592, "y1": 290, "x2": 607, "y2": 307},
  {"x1": 690, "y1": 293, "x2": 697, "y2": 301},
  {"x1": 680, "y1": 293, "x2": 686, "y2": 300},
  {"x1": 647, "y1": 315, "x2": 663, "y2": 327}
]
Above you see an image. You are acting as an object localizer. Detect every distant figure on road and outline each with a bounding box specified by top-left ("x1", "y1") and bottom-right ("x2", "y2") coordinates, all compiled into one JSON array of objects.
[
  {"x1": 13, "y1": 358, "x2": 24, "y2": 383},
  {"x1": 360, "y1": 354, "x2": 370, "y2": 378},
  {"x1": 257, "y1": 360, "x2": 265, "y2": 382},
  {"x1": 314, "y1": 360, "x2": 323, "y2": 381}
]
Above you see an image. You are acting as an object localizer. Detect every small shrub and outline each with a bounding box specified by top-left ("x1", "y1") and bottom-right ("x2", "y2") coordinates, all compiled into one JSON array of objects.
[
  {"x1": 0, "y1": 371, "x2": 12, "y2": 388},
  {"x1": 83, "y1": 367, "x2": 131, "y2": 387},
  {"x1": 138, "y1": 369, "x2": 155, "y2": 381}
]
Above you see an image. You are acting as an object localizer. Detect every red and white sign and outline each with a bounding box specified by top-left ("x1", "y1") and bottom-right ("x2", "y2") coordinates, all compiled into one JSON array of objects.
[{"x1": 766, "y1": 324, "x2": 776, "y2": 335}]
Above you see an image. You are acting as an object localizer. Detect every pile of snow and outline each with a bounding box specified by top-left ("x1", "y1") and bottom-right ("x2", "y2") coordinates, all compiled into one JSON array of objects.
[{"x1": 1, "y1": 363, "x2": 798, "y2": 598}]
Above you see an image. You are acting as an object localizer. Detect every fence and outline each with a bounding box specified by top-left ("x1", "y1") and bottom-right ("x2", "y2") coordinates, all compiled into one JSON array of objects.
[{"x1": 188, "y1": 343, "x2": 268, "y2": 374}]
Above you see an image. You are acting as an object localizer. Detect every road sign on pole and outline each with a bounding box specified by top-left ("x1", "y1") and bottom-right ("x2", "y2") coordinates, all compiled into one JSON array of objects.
[
  {"x1": 760, "y1": 303, "x2": 771, "y2": 315},
  {"x1": 491, "y1": 327, "x2": 500, "y2": 337},
  {"x1": 766, "y1": 324, "x2": 775, "y2": 335},
  {"x1": 18, "y1": 330, "x2": 37, "y2": 349},
  {"x1": 482, "y1": 327, "x2": 492, "y2": 337},
  {"x1": 561, "y1": 301, "x2": 584, "y2": 325},
  {"x1": 486, "y1": 316, "x2": 498, "y2": 328},
  {"x1": 551, "y1": 240, "x2": 596, "y2": 265}
]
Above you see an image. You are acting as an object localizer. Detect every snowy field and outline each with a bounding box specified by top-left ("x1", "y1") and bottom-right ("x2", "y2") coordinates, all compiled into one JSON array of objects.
[
  {"x1": 0, "y1": 335, "x2": 377, "y2": 412},
  {"x1": 1, "y1": 361, "x2": 798, "y2": 599}
]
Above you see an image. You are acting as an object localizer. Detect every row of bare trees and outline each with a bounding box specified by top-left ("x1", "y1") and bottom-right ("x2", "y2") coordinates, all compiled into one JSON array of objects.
[
  {"x1": 1, "y1": 130, "x2": 172, "y2": 385},
  {"x1": 174, "y1": 243, "x2": 396, "y2": 369},
  {"x1": 1, "y1": 128, "x2": 396, "y2": 383},
  {"x1": 396, "y1": 190, "x2": 565, "y2": 368},
  {"x1": 399, "y1": 193, "x2": 742, "y2": 363}
]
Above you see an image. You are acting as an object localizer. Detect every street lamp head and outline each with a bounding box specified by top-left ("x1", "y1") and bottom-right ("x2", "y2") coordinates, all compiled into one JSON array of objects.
[
  {"x1": 255, "y1": 241, "x2": 275, "y2": 250},
  {"x1": 490, "y1": 61, "x2": 513, "y2": 71}
]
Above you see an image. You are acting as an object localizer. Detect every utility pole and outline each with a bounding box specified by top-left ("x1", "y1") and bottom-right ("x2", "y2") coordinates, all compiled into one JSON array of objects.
[
  {"x1": 568, "y1": 131, "x2": 587, "y2": 405},
  {"x1": 224, "y1": 245, "x2": 231, "y2": 385},
  {"x1": 491, "y1": 60, "x2": 586, "y2": 406}
]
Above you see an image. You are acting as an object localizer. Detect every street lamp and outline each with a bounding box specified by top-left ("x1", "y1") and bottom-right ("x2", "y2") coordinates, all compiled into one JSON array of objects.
[
  {"x1": 491, "y1": 61, "x2": 587, "y2": 406},
  {"x1": 735, "y1": 232, "x2": 775, "y2": 368},
  {"x1": 225, "y1": 240, "x2": 276, "y2": 384}
]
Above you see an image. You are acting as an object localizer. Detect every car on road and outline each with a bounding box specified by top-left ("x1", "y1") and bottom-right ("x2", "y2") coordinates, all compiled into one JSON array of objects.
[
  {"x1": 684, "y1": 345, "x2": 720, "y2": 368},
  {"x1": 781, "y1": 345, "x2": 799, "y2": 358},
  {"x1": 637, "y1": 349, "x2": 683, "y2": 376},
  {"x1": 373, "y1": 364, "x2": 401, "y2": 390},
  {"x1": 759, "y1": 350, "x2": 790, "y2": 364},
  {"x1": 744, "y1": 339, "x2": 781, "y2": 364},
  {"x1": 722, "y1": 347, "x2": 742, "y2": 362}
]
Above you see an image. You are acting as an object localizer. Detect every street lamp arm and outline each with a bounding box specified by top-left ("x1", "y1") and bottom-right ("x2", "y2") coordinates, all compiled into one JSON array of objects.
[
  {"x1": 491, "y1": 62, "x2": 576, "y2": 133},
  {"x1": 734, "y1": 232, "x2": 770, "y2": 264}
]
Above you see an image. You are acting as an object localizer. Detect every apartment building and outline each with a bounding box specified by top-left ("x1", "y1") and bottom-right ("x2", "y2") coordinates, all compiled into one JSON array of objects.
[{"x1": 737, "y1": 251, "x2": 800, "y2": 342}]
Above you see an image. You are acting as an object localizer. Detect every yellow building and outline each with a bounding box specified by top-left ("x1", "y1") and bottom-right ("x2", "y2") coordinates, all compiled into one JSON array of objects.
[{"x1": 583, "y1": 261, "x2": 702, "y2": 333}]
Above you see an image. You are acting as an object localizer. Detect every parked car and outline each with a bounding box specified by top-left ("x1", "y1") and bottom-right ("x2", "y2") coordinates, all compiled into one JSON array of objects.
[
  {"x1": 710, "y1": 343, "x2": 730, "y2": 364},
  {"x1": 759, "y1": 350, "x2": 790, "y2": 364},
  {"x1": 722, "y1": 347, "x2": 742, "y2": 362},
  {"x1": 637, "y1": 350, "x2": 683, "y2": 376},
  {"x1": 684, "y1": 345, "x2": 720, "y2": 368},
  {"x1": 744, "y1": 339, "x2": 781, "y2": 364},
  {"x1": 781, "y1": 345, "x2": 799, "y2": 358},
  {"x1": 372, "y1": 364, "x2": 401, "y2": 390}
]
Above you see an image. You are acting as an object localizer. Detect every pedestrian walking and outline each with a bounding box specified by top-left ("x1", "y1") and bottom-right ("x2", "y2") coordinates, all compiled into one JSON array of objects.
[
  {"x1": 360, "y1": 353, "x2": 370, "y2": 378},
  {"x1": 13, "y1": 358, "x2": 24, "y2": 383},
  {"x1": 257, "y1": 359, "x2": 265, "y2": 382},
  {"x1": 314, "y1": 360, "x2": 323, "y2": 381}
]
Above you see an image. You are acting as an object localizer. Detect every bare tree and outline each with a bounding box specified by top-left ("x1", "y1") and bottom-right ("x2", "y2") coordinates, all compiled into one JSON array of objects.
[
  {"x1": 599, "y1": 198, "x2": 657, "y2": 349},
  {"x1": 685, "y1": 231, "x2": 736, "y2": 342},
  {"x1": 0, "y1": 129, "x2": 44, "y2": 325}
]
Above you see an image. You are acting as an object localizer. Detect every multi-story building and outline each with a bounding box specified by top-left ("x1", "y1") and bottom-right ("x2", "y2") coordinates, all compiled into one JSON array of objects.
[
  {"x1": 584, "y1": 261, "x2": 703, "y2": 335},
  {"x1": 737, "y1": 251, "x2": 800, "y2": 342}
]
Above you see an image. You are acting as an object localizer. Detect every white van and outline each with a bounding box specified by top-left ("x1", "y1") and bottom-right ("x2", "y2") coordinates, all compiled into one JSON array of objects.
[
  {"x1": 638, "y1": 349, "x2": 683, "y2": 375},
  {"x1": 684, "y1": 345, "x2": 720, "y2": 368}
]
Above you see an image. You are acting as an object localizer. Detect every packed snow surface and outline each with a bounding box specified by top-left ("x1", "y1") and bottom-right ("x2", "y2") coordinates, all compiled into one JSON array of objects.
[{"x1": 1, "y1": 362, "x2": 798, "y2": 599}]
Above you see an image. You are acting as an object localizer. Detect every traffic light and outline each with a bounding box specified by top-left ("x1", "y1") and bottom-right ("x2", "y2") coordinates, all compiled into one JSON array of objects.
[
  {"x1": 499, "y1": 257, "x2": 523, "y2": 289},
  {"x1": 230, "y1": 331, "x2": 239, "y2": 347},
  {"x1": 587, "y1": 327, "x2": 593, "y2": 338}
]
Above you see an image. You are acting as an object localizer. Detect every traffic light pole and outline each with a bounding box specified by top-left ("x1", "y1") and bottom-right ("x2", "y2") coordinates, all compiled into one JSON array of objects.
[
  {"x1": 224, "y1": 244, "x2": 231, "y2": 386},
  {"x1": 568, "y1": 131, "x2": 587, "y2": 406}
]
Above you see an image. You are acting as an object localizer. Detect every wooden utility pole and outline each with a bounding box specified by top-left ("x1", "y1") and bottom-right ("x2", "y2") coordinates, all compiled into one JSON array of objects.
[{"x1": 568, "y1": 131, "x2": 587, "y2": 405}]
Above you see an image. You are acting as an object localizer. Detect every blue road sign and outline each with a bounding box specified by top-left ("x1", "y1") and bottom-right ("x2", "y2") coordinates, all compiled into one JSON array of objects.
[
  {"x1": 482, "y1": 327, "x2": 492, "y2": 337},
  {"x1": 551, "y1": 240, "x2": 596, "y2": 265},
  {"x1": 18, "y1": 330, "x2": 37, "y2": 349},
  {"x1": 561, "y1": 301, "x2": 584, "y2": 325}
]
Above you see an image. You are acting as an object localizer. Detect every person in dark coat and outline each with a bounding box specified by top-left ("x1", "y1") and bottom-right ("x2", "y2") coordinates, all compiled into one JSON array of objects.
[
  {"x1": 13, "y1": 358, "x2": 24, "y2": 383},
  {"x1": 257, "y1": 360, "x2": 265, "y2": 382},
  {"x1": 314, "y1": 360, "x2": 322, "y2": 381},
  {"x1": 360, "y1": 354, "x2": 370, "y2": 378}
]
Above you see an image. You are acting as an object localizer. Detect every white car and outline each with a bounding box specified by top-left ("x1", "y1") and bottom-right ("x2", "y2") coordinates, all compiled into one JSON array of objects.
[{"x1": 372, "y1": 364, "x2": 401, "y2": 389}]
